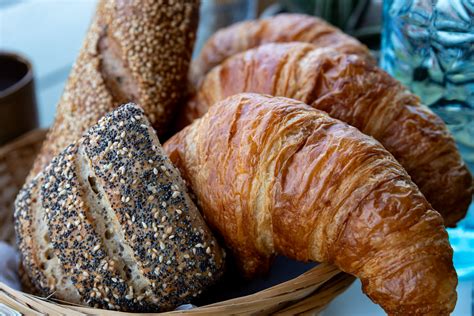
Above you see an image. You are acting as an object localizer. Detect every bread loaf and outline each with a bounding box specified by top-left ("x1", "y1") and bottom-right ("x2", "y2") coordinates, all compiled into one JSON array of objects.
[
  {"x1": 165, "y1": 93, "x2": 457, "y2": 315},
  {"x1": 190, "y1": 13, "x2": 373, "y2": 85},
  {"x1": 184, "y1": 43, "x2": 473, "y2": 226},
  {"x1": 15, "y1": 104, "x2": 224, "y2": 311},
  {"x1": 29, "y1": 0, "x2": 199, "y2": 178}
]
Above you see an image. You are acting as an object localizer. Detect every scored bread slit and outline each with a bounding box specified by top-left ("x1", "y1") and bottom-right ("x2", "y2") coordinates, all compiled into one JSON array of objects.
[
  {"x1": 26, "y1": 181, "x2": 81, "y2": 301},
  {"x1": 98, "y1": 35, "x2": 139, "y2": 105},
  {"x1": 75, "y1": 146, "x2": 154, "y2": 301}
]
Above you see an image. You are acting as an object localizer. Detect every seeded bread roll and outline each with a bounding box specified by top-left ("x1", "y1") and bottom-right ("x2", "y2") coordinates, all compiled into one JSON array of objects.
[
  {"x1": 29, "y1": 0, "x2": 199, "y2": 178},
  {"x1": 15, "y1": 104, "x2": 224, "y2": 311}
]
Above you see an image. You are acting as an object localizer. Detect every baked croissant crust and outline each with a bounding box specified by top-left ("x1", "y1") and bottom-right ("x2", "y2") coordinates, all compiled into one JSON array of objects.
[
  {"x1": 183, "y1": 43, "x2": 473, "y2": 226},
  {"x1": 164, "y1": 93, "x2": 457, "y2": 315},
  {"x1": 190, "y1": 13, "x2": 373, "y2": 85}
]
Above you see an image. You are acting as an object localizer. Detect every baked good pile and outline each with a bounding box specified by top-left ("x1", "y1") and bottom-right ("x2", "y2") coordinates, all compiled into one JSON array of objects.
[{"x1": 14, "y1": 1, "x2": 472, "y2": 315}]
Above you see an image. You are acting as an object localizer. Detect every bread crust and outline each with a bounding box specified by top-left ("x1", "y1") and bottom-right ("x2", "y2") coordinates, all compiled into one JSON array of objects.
[
  {"x1": 15, "y1": 104, "x2": 224, "y2": 311},
  {"x1": 164, "y1": 93, "x2": 457, "y2": 315},
  {"x1": 190, "y1": 13, "x2": 373, "y2": 85},
  {"x1": 30, "y1": 0, "x2": 199, "y2": 178},
  {"x1": 184, "y1": 43, "x2": 473, "y2": 226}
]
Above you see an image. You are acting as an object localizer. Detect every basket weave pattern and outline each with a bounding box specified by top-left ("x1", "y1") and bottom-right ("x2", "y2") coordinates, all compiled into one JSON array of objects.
[
  {"x1": 0, "y1": 129, "x2": 47, "y2": 245},
  {"x1": 0, "y1": 129, "x2": 354, "y2": 315}
]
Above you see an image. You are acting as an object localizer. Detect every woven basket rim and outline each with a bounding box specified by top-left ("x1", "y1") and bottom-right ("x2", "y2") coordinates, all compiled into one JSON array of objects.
[{"x1": 0, "y1": 264, "x2": 354, "y2": 315}]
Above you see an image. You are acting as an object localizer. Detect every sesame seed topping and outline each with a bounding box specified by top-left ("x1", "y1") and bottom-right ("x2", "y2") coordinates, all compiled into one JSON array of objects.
[
  {"x1": 22, "y1": 93, "x2": 224, "y2": 309},
  {"x1": 119, "y1": 166, "x2": 125, "y2": 175}
]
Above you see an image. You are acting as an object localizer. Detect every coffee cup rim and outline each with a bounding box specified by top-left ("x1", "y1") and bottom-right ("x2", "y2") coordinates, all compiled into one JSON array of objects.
[{"x1": 0, "y1": 51, "x2": 33, "y2": 99}]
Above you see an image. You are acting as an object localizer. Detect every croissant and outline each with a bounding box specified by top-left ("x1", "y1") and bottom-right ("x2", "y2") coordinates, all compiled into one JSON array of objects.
[
  {"x1": 164, "y1": 93, "x2": 457, "y2": 315},
  {"x1": 182, "y1": 42, "x2": 473, "y2": 226},
  {"x1": 190, "y1": 13, "x2": 373, "y2": 85},
  {"x1": 29, "y1": 0, "x2": 199, "y2": 178}
]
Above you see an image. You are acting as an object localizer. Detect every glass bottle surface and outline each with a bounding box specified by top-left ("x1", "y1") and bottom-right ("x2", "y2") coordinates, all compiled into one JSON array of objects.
[{"x1": 381, "y1": 0, "x2": 474, "y2": 279}]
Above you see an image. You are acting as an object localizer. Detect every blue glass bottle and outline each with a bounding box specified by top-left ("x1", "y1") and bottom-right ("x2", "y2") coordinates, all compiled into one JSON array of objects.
[{"x1": 381, "y1": 0, "x2": 474, "y2": 279}]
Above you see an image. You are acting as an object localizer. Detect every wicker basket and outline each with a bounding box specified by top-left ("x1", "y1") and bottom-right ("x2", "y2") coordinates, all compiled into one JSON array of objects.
[{"x1": 0, "y1": 129, "x2": 354, "y2": 315}]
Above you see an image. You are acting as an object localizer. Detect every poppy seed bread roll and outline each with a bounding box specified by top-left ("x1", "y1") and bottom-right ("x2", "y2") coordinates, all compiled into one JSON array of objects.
[
  {"x1": 29, "y1": 0, "x2": 199, "y2": 178},
  {"x1": 15, "y1": 104, "x2": 224, "y2": 311}
]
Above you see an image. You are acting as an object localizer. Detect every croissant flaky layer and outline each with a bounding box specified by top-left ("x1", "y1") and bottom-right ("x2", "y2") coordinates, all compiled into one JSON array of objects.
[
  {"x1": 165, "y1": 93, "x2": 457, "y2": 315},
  {"x1": 184, "y1": 42, "x2": 473, "y2": 226},
  {"x1": 190, "y1": 13, "x2": 373, "y2": 85}
]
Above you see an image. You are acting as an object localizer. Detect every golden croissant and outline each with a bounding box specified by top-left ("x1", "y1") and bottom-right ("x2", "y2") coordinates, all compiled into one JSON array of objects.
[
  {"x1": 190, "y1": 13, "x2": 373, "y2": 85},
  {"x1": 182, "y1": 42, "x2": 472, "y2": 226},
  {"x1": 164, "y1": 93, "x2": 457, "y2": 315}
]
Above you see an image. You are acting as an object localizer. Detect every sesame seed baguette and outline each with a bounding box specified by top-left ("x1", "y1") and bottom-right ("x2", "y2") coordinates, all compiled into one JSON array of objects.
[
  {"x1": 29, "y1": 0, "x2": 199, "y2": 179},
  {"x1": 15, "y1": 104, "x2": 225, "y2": 311}
]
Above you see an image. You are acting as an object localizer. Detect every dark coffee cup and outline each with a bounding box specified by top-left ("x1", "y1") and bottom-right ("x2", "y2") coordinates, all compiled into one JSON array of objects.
[{"x1": 0, "y1": 52, "x2": 38, "y2": 145}]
